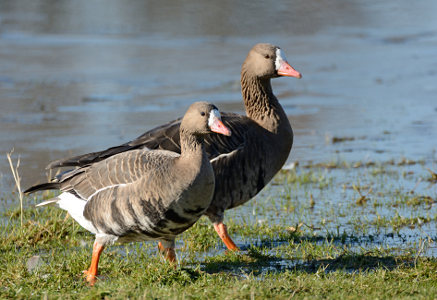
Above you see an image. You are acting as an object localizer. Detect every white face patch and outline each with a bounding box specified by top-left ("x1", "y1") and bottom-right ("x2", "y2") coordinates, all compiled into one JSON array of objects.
[
  {"x1": 275, "y1": 48, "x2": 288, "y2": 71},
  {"x1": 208, "y1": 109, "x2": 221, "y2": 127}
]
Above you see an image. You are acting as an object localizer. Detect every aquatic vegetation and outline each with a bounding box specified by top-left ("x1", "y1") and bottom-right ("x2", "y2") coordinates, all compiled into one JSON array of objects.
[{"x1": 426, "y1": 168, "x2": 437, "y2": 183}]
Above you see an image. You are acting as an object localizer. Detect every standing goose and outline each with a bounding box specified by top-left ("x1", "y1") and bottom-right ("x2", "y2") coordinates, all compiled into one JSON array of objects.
[
  {"x1": 24, "y1": 102, "x2": 231, "y2": 286},
  {"x1": 46, "y1": 43, "x2": 302, "y2": 251}
]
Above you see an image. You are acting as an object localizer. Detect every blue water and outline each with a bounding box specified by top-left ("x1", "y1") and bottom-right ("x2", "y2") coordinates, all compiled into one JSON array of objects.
[{"x1": 0, "y1": 0, "x2": 436, "y2": 201}]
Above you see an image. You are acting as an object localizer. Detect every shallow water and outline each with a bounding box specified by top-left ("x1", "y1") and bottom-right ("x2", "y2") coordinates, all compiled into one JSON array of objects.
[
  {"x1": 0, "y1": 0, "x2": 436, "y2": 258},
  {"x1": 1, "y1": 0, "x2": 436, "y2": 194}
]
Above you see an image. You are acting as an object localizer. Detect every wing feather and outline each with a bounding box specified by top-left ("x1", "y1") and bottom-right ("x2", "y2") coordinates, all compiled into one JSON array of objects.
[
  {"x1": 48, "y1": 149, "x2": 176, "y2": 201},
  {"x1": 47, "y1": 113, "x2": 252, "y2": 168}
]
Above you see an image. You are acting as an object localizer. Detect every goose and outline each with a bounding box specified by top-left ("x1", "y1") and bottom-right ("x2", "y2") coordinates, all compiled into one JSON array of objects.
[
  {"x1": 24, "y1": 102, "x2": 231, "y2": 285},
  {"x1": 46, "y1": 43, "x2": 302, "y2": 251}
]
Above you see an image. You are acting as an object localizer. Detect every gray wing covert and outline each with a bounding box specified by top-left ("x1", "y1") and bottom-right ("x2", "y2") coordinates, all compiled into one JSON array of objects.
[{"x1": 57, "y1": 149, "x2": 177, "y2": 201}]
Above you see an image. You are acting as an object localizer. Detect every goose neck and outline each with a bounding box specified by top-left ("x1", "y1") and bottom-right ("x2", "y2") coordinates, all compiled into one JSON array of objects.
[
  {"x1": 179, "y1": 131, "x2": 205, "y2": 161},
  {"x1": 241, "y1": 72, "x2": 289, "y2": 133}
]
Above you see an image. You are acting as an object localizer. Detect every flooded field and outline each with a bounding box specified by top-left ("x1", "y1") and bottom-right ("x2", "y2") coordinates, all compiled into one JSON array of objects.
[
  {"x1": 1, "y1": 159, "x2": 436, "y2": 297},
  {"x1": 0, "y1": 1, "x2": 436, "y2": 296}
]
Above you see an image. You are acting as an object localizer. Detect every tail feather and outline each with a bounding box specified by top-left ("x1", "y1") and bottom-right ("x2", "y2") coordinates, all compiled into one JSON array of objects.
[{"x1": 24, "y1": 182, "x2": 61, "y2": 194}]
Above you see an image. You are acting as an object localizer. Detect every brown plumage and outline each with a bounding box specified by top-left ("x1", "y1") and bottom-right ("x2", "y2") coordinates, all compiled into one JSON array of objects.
[
  {"x1": 45, "y1": 43, "x2": 302, "y2": 251},
  {"x1": 25, "y1": 101, "x2": 231, "y2": 285}
]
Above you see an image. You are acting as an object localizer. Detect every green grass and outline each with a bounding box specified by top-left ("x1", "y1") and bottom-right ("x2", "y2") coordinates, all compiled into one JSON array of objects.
[
  {"x1": 1, "y1": 211, "x2": 436, "y2": 299},
  {"x1": 1, "y1": 158, "x2": 436, "y2": 299},
  {"x1": 1, "y1": 208, "x2": 436, "y2": 300}
]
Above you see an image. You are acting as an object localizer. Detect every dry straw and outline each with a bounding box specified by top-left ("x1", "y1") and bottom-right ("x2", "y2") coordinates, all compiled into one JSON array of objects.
[{"x1": 7, "y1": 149, "x2": 24, "y2": 227}]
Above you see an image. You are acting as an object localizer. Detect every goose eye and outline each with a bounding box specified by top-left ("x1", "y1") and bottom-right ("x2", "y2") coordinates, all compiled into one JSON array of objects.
[
  {"x1": 200, "y1": 111, "x2": 206, "y2": 116},
  {"x1": 264, "y1": 54, "x2": 270, "y2": 59}
]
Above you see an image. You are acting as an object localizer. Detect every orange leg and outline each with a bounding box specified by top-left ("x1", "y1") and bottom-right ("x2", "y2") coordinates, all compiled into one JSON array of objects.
[
  {"x1": 214, "y1": 222, "x2": 239, "y2": 251},
  {"x1": 83, "y1": 241, "x2": 105, "y2": 286},
  {"x1": 158, "y1": 241, "x2": 165, "y2": 252},
  {"x1": 158, "y1": 242, "x2": 176, "y2": 264}
]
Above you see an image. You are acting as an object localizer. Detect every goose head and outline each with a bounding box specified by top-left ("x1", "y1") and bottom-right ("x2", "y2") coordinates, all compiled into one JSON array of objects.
[
  {"x1": 181, "y1": 102, "x2": 231, "y2": 137},
  {"x1": 242, "y1": 43, "x2": 302, "y2": 79}
]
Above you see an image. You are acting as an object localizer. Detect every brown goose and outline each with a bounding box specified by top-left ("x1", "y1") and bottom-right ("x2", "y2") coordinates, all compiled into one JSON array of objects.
[
  {"x1": 46, "y1": 43, "x2": 301, "y2": 251},
  {"x1": 24, "y1": 102, "x2": 231, "y2": 285}
]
